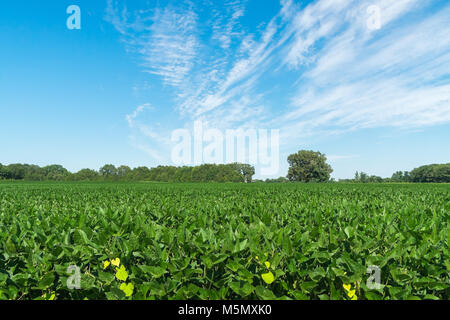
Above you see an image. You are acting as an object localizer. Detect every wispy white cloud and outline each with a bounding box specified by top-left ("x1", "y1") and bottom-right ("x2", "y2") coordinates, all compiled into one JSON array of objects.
[
  {"x1": 125, "y1": 103, "x2": 172, "y2": 162},
  {"x1": 107, "y1": 0, "x2": 450, "y2": 167},
  {"x1": 125, "y1": 103, "x2": 151, "y2": 127},
  {"x1": 273, "y1": 0, "x2": 450, "y2": 143},
  {"x1": 140, "y1": 6, "x2": 199, "y2": 87},
  {"x1": 106, "y1": 0, "x2": 199, "y2": 87},
  {"x1": 128, "y1": 136, "x2": 165, "y2": 163},
  {"x1": 211, "y1": 0, "x2": 247, "y2": 50},
  {"x1": 106, "y1": 0, "x2": 274, "y2": 129}
]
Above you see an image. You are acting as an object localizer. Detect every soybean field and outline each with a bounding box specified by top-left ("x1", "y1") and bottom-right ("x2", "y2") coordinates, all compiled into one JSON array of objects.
[{"x1": 0, "y1": 182, "x2": 448, "y2": 300}]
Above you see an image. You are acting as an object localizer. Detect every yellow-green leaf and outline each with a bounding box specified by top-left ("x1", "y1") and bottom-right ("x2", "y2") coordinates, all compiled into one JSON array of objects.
[
  {"x1": 261, "y1": 271, "x2": 275, "y2": 284},
  {"x1": 347, "y1": 289, "x2": 356, "y2": 298},
  {"x1": 111, "y1": 258, "x2": 120, "y2": 267},
  {"x1": 120, "y1": 283, "x2": 134, "y2": 297},
  {"x1": 115, "y1": 265, "x2": 128, "y2": 281}
]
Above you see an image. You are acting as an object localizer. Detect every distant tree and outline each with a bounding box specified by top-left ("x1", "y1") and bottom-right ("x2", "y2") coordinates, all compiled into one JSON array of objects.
[
  {"x1": 174, "y1": 166, "x2": 193, "y2": 182},
  {"x1": 6, "y1": 164, "x2": 28, "y2": 180},
  {"x1": 338, "y1": 178, "x2": 354, "y2": 183},
  {"x1": 368, "y1": 175, "x2": 383, "y2": 183},
  {"x1": 117, "y1": 165, "x2": 132, "y2": 180},
  {"x1": 230, "y1": 163, "x2": 255, "y2": 183},
  {"x1": 131, "y1": 166, "x2": 151, "y2": 181},
  {"x1": 391, "y1": 171, "x2": 403, "y2": 182},
  {"x1": 265, "y1": 177, "x2": 288, "y2": 183},
  {"x1": 359, "y1": 172, "x2": 369, "y2": 183},
  {"x1": 287, "y1": 150, "x2": 333, "y2": 182},
  {"x1": 0, "y1": 164, "x2": 10, "y2": 180},
  {"x1": 354, "y1": 171, "x2": 360, "y2": 182},
  {"x1": 0, "y1": 163, "x2": 70, "y2": 181},
  {"x1": 242, "y1": 164, "x2": 255, "y2": 183},
  {"x1": 42, "y1": 165, "x2": 70, "y2": 181},
  {"x1": 25, "y1": 164, "x2": 45, "y2": 181},
  {"x1": 192, "y1": 164, "x2": 219, "y2": 182},
  {"x1": 403, "y1": 171, "x2": 411, "y2": 182},
  {"x1": 72, "y1": 168, "x2": 99, "y2": 181},
  {"x1": 218, "y1": 164, "x2": 245, "y2": 183},
  {"x1": 390, "y1": 171, "x2": 411, "y2": 183},
  {"x1": 148, "y1": 166, "x2": 177, "y2": 182},
  {"x1": 0, "y1": 162, "x2": 260, "y2": 183},
  {"x1": 99, "y1": 164, "x2": 118, "y2": 178}
]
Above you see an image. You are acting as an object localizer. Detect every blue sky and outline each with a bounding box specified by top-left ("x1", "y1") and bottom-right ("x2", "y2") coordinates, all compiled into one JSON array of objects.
[{"x1": 0, "y1": 0, "x2": 449, "y2": 179}]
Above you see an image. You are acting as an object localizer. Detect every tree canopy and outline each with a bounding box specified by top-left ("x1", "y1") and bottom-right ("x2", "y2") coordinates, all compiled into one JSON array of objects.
[
  {"x1": 353, "y1": 171, "x2": 384, "y2": 183},
  {"x1": 0, "y1": 163, "x2": 255, "y2": 183},
  {"x1": 1, "y1": 159, "x2": 449, "y2": 183},
  {"x1": 410, "y1": 163, "x2": 450, "y2": 183},
  {"x1": 287, "y1": 150, "x2": 333, "y2": 182}
]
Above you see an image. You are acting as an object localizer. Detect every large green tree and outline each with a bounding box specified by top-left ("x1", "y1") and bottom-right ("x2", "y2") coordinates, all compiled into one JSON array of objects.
[
  {"x1": 287, "y1": 150, "x2": 333, "y2": 182},
  {"x1": 410, "y1": 163, "x2": 450, "y2": 183}
]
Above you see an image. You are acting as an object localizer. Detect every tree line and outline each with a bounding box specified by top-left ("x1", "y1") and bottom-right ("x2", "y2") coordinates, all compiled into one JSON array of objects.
[
  {"x1": 1, "y1": 151, "x2": 448, "y2": 183},
  {"x1": 0, "y1": 163, "x2": 255, "y2": 183},
  {"x1": 259, "y1": 151, "x2": 450, "y2": 183},
  {"x1": 339, "y1": 164, "x2": 449, "y2": 183}
]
